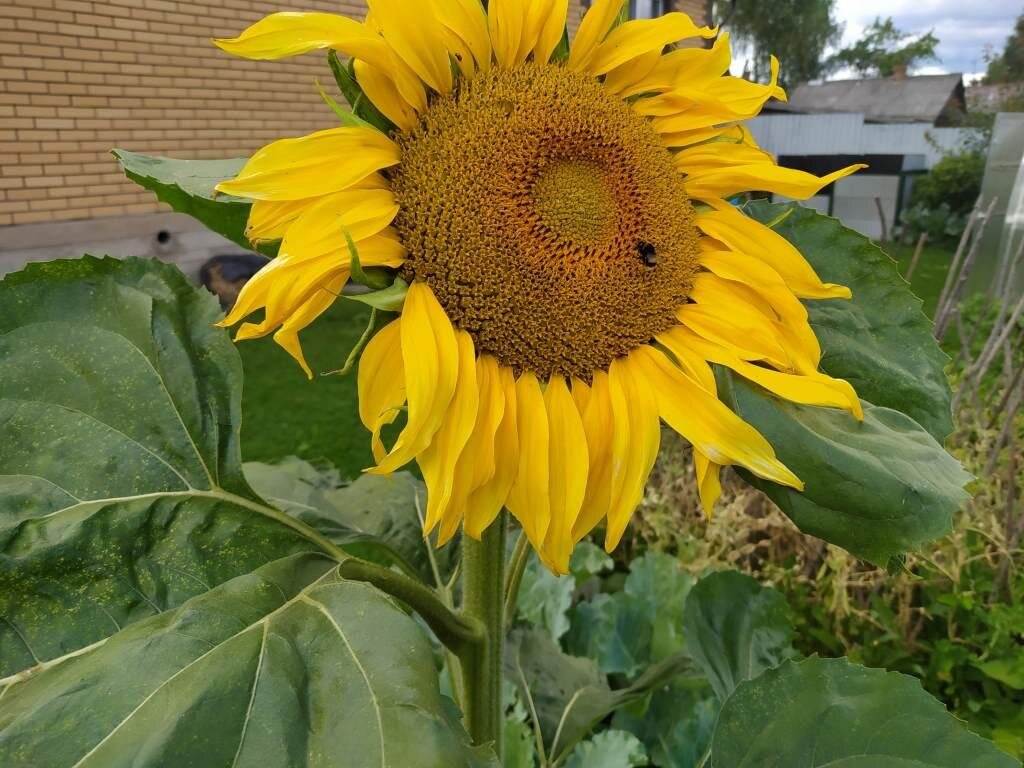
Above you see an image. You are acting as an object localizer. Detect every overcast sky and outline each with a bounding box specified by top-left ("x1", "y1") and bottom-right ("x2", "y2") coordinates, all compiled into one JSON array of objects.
[{"x1": 832, "y1": 0, "x2": 1020, "y2": 81}]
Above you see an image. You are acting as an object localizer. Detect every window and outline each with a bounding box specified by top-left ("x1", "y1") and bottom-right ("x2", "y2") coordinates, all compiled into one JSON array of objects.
[{"x1": 629, "y1": 0, "x2": 670, "y2": 19}]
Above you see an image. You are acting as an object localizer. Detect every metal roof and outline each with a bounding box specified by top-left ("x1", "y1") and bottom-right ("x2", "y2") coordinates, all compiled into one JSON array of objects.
[{"x1": 786, "y1": 74, "x2": 965, "y2": 125}]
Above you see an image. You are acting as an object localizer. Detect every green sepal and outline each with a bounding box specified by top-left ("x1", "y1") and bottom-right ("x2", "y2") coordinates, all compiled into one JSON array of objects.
[
  {"x1": 315, "y1": 78, "x2": 374, "y2": 128},
  {"x1": 344, "y1": 278, "x2": 409, "y2": 312},
  {"x1": 328, "y1": 51, "x2": 395, "y2": 134},
  {"x1": 345, "y1": 226, "x2": 393, "y2": 290}
]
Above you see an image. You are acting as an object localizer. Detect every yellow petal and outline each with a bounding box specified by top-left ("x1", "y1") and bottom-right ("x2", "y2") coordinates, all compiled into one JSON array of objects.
[
  {"x1": 371, "y1": 282, "x2": 460, "y2": 474},
  {"x1": 432, "y1": 0, "x2": 492, "y2": 73},
  {"x1": 488, "y1": 0, "x2": 524, "y2": 68},
  {"x1": 215, "y1": 126, "x2": 400, "y2": 201},
  {"x1": 273, "y1": 272, "x2": 347, "y2": 379},
  {"x1": 632, "y1": 344, "x2": 802, "y2": 489},
  {"x1": 542, "y1": 375, "x2": 589, "y2": 574},
  {"x1": 619, "y1": 32, "x2": 731, "y2": 97},
  {"x1": 533, "y1": 0, "x2": 569, "y2": 64},
  {"x1": 663, "y1": 326, "x2": 863, "y2": 419},
  {"x1": 465, "y1": 363, "x2": 520, "y2": 538},
  {"x1": 367, "y1": 0, "x2": 453, "y2": 94},
  {"x1": 699, "y1": 248, "x2": 821, "y2": 367},
  {"x1": 693, "y1": 450, "x2": 722, "y2": 518},
  {"x1": 246, "y1": 198, "x2": 313, "y2": 243},
  {"x1": 677, "y1": 277, "x2": 792, "y2": 369},
  {"x1": 358, "y1": 319, "x2": 407, "y2": 463},
  {"x1": 214, "y1": 12, "x2": 387, "y2": 61},
  {"x1": 421, "y1": 331, "x2": 480, "y2": 544},
  {"x1": 278, "y1": 188, "x2": 400, "y2": 262},
  {"x1": 572, "y1": 372, "x2": 615, "y2": 542},
  {"x1": 353, "y1": 58, "x2": 421, "y2": 131},
  {"x1": 568, "y1": 0, "x2": 625, "y2": 71},
  {"x1": 696, "y1": 206, "x2": 851, "y2": 300},
  {"x1": 605, "y1": 354, "x2": 661, "y2": 551},
  {"x1": 673, "y1": 124, "x2": 862, "y2": 201},
  {"x1": 505, "y1": 371, "x2": 551, "y2": 556},
  {"x1": 449, "y1": 355, "x2": 507, "y2": 538},
  {"x1": 604, "y1": 48, "x2": 661, "y2": 96},
  {"x1": 586, "y1": 13, "x2": 716, "y2": 76}
]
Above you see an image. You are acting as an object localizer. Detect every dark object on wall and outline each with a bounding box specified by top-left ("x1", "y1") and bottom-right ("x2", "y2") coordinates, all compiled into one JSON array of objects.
[{"x1": 199, "y1": 253, "x2": 270, "y2": 309}]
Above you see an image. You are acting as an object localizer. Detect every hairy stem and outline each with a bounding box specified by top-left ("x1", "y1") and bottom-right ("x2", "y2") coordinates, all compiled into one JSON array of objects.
[{"x1": 460, "y1": 513, "x2": 507, "y2": 756}]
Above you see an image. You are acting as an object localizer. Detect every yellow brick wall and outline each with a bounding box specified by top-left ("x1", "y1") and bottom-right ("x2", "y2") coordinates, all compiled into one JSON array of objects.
[{"x1": 0, "y1": 0, "x2": 709, "y2": 227}]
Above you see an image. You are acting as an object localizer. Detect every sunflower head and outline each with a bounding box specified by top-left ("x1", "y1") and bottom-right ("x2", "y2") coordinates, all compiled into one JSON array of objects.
[{"x1": 213, "y1": 0, "x2": 865, "y2": 573}]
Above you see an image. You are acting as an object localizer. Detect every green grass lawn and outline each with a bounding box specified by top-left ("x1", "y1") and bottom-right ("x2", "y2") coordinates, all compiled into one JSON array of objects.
[
  {"x1": 238, "y1": 300, "x2": 375, "y2": 480},
  {"x1": 886, "y1": 240, "x2": 956, "y2": 317},
  {"x1": 237, "y1": 239, "x2": 958, "y2": 476}
]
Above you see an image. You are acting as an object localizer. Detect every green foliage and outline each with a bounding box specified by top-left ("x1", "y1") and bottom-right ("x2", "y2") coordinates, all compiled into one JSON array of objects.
[
  {"x1": 510, "y1": 554, "x2": 1016, "y2": 767},
  {"x1": 0, "y1": 555, "x2": 494, "y2": 768},
  {"x1": 984, "y1": 14, "x2": 1024, "y2": 85},
  {"x1": 112, "y1": 150, "x2": 274, "y2": 256},
  {"x1": 828, "y1": 16, "x2": 940, "y2": 77},
  {"x1": 244, "y1": 459, "x2": 457, "y2": 584},
  {"x1": 714, "y1": 657, "x2": 1019, "y2": 767},
  {"x1": 682, "y1": 571, "x2": 795, "y2": 701},
  {"x1": 712, "y1": 0, "x2": 842, "y2": 89},
  {"x1": 0, "y1": 257, "x2": 493, "y2": 767},
  {"x1": 732, "y1": 202, "x2": 969, "y2": 565},
  {"x1": 902, "y1": 151, "x2": 987, "y2": 243},
  {"x1": 563, "y1": 730, "x2": 648, "y2": 768}
]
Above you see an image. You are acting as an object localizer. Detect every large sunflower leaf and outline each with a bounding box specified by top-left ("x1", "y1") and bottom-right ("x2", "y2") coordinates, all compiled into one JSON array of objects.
[
  {"x1": 113, "y1": 150, "x2": 276, "y2": 256},
  {"x1": 0, "y1": 553, "x2": 496, "y2": 768},
  {"x1": 721, "y1": 375, "x2": 971, "y2": 565},
  {"x1": 744, "y1": 201, "x2": 952, "y2": 441},
  {"x1": 244, "y1": 459, "x2": 458, "y2": 585},
  {"x1": 682, "y1": 570, "x2": 795, "y2": 702},
  {"x1": 0, "y1": 257, "x2": 332, "y2": 678},
  {"x1": 711, "y1": 657, "x2": 1020, "y2": 768},
  {"x1": 721, "y1": 203, "x2": 969, "y2": 564}
]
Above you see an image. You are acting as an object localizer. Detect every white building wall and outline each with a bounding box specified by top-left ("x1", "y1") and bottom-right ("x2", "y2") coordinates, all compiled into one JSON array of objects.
[{"x1": 747, "y1": 113, "x2": 973, "y2": 168}]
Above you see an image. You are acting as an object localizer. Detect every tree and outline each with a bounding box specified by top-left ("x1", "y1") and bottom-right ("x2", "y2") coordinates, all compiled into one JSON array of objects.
[
  {"x1": 983, "y1": 12, "x2": 1024, "y2": 84},
  {"x1": 710, "y1": 0, "x2": 842, "y2": 89},
  {"x1": 828, "y1": 17, "x2": 939, "y2": 78}
]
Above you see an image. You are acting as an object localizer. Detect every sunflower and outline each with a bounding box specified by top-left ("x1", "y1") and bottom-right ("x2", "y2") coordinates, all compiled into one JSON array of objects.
[{"x1": 214, "y1": 0, "x2": 864, "y2": 573}]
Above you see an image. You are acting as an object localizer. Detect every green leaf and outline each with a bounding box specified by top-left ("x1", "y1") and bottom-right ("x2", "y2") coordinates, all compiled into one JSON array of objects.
[
  {"x1": 113, "y1": 150, "x2": 274, "y2": 256},
  {"x1": 613, "y1": 683, "x2": 718, "y2": 768},
  {"x1": 345, "y1": 277, "x2": 410, "y2": 312},
  {"x1": 975, "y1": 658, "x2": 1024, "y2": 690},
  {"x1": 624, "y1": 552, "x2": 694, "y2": 662},
  {"x1": 0, "y1": 553, "x2": 496, "y2": 768},
  {"x1": 722, "y1": 374, "x2": 972, "y2": 565},
  {"x1": 711, "y1": 657, "x2": 1020, "y2": 768},
  {"x1": 504, "y1": 714, "x2": 538, "y2": 768},
  {"x1": 569, "y1": 540, "x2": 614, "y2": 585},
  {"x1": 723, "y1": 203, "x2": 971, "y2": 564},
  {"x1": 563, "y1": 730, "x2": 649, "y2": 768},
  {"x1": 744, "y1": 201, "x2": 953, "y2": 441},
  {"x1": 244, "y1": 458, "x2": 456, "y2": 586},
  {"x1": 0, "y1": 257, "x2": 329, "y2": 678},
  {"x1": 683, "y1": 570, "x2": 795, "y2": 702},
  {"x1": 517, "y1": 551, "x2": 575, "y2": 641},
  {"x1": 328, "y1": 50, "x2": 394, "y2": 134},
  {"x1": 505, "y1": 628, "x2": 692, "y2": 762},
  {"x1": 566, "y1": 592, "x2": 653, "y2": 677}
]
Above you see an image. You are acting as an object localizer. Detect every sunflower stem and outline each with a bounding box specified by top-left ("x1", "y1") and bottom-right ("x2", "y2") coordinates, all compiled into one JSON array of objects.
[{"x1": 460, "y1": 511, "x2": 507, "y2": 757}]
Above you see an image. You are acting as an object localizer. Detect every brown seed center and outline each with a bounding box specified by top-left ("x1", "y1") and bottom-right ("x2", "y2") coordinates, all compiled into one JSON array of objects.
[{"x1": 391, "y1": 62, "x2": 701, "y2": 379}]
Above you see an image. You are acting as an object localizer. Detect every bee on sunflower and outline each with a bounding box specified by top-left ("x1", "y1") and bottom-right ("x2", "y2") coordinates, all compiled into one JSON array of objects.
[{"x1": 214, "y1": 0, "x2": 864, "y2": 573}]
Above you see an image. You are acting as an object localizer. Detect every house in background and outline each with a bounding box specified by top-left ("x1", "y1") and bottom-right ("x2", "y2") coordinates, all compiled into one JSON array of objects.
[
  {"x1": 749, "y1": 69, "x2": 974, "y2": 240},
  {"x1": 0, "y1": 0, "x2": 710, "y2": 279}
]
